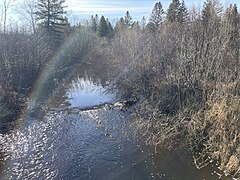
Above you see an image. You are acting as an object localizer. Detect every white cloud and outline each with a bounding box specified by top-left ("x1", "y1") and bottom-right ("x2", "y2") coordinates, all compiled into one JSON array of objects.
[
  {"x1": 65, "y1": 0, "x2": 153, "y2": 18},
  {"x1": 65, "y1": 0, "x2": 240, "y2": 21}
]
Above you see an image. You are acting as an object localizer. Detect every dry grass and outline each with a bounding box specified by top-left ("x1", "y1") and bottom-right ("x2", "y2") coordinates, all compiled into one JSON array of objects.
[
  {"x1": 188, "y1": 85, "x2": 240, "y2": 178},
  {"x1": 132, "y1": 98, "x2": 189, "y2": 153}
]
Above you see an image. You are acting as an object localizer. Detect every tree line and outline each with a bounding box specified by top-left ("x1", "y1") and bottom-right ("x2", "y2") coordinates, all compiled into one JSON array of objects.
[{"x1": 0, "y1": 0, "x2": 239, "y2": 178}]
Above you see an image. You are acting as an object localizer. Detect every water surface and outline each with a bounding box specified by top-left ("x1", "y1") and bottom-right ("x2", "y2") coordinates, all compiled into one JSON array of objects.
[
  {"x1": 0, "y1": 78, "x2": 231, "y2": 180},
  {"x1": 66, "y1": 77, "x2": 115, "y2": 108}
]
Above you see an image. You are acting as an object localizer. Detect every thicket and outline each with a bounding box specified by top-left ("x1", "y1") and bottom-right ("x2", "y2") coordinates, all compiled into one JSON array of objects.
[
  {"x1": 0, "y1": 27, "x2": 97, "y2": 132},
  {"x1": 0, "y1": 0, "x2": 98, "y2": 131},
  {"x1": 0, "y1": 30, "x2": 51, "y2": 132},
  {"x1": 0, "y1": 0, "x2": 239, "y2": 177},
  {"x1": 86, "y1": 1, "x2": 240, "y2": 178}
]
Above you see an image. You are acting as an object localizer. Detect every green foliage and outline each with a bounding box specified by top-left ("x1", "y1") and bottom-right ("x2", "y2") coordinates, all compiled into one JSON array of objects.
[
  {"x1": 114, "y1": 17, "x2": 125, "y2": 31},
  {"x1": 167, "y1": 0, "x2": 190, "y2": 24},
  {"x1": 97, "y1": 15, "x2": 109, "y2": 37},
  {"x1": 96, "y1": 16, "x2": 112, "y2": 37},
  {"x1": 114, "y1": 11, "x2": 134, "y2": 31},
  {"x1": 166, "y1": 0, "x2": 181, "y2": 22},
  {"x1": 35, "y1": 0, "x2": 69, "y2": 37},
  {"x1": 124, "y1": 11, "x2": 133, "y2": 27},
  {"x1": 148, "y1": 2, "x2": 164, "y2": 29},
  {"x1": 177, "y1": 0, "x2": 190, "y2": 23},
  {"x1": 90, "y1": 14, "x2": 98, "y2": 33},
  {"x1": 106, "y1": 18, "x2": 113, "y2": 34},
  {"x1": 201, "y1": 0, "x2": 222, "y2": 26},
  {"x1": 202, "y1": 0, "x2": 212, "y2": 25}
]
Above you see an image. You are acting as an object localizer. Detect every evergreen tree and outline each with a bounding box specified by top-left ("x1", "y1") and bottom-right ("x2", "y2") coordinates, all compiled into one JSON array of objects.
[
  {"x1": 95, "y1": 14, "x2": 99, "y2": 24},
  {"x1": 114, "y1": 17, "x2": 125, "y2": 31},
  {"x1": 97, "y1": 15, "x2": 109, "y2": 37},
  {"x1": 177, "y1": 0, "x2": 190, "y2": 24},
  {"x1": 202, "y1": 0, "x2": 212, "y2": 25},
  {"x1": 124, "y1": 11, "x2": 133, "y2": 27},
  {"x1": 166, "y1": 0, "x2": 181, "y2": 22},
  {"x1": 90, "y1": 14, "x2": 98, "y2": 33},
  {"x1": 35, "y1": 0, "x2": 68, "y2": 36},
  {"x1": 106, "y1": 18, "x2": 113, "y2": 34},
  {"x1": 201, "y1": 0, "x2": 222, "y2": 27},
  {"x1": 132, "y1": 21, "x2": 141, "y2": 31},
  {"x1": 140, "y1": 16, "x2": 146, "y2": 29},
  {"x1": 149, "y1": 2, "x2": 164, "y2": 28}
]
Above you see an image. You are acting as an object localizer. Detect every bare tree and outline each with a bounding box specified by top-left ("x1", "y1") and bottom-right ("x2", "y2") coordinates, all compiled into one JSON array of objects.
[
  {"x1": 1, "y1": 0, "x2": 16, "y2": 33},
  {"x1": 15, "y1": 0, "x2": 37, "y2": 33}
]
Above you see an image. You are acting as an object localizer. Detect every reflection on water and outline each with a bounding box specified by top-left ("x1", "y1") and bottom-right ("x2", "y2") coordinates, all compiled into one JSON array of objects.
[
  {"x1": 0, "y1": 108, "x2": 227, "y2": 180},
  {"x1": 0, "y1": 108, "x2": 137, "y2": 179},
  {"x1": 0, "y1": 77, "x2": 231, "y2": 180},
  {"x1": 66, "y1": 77, "x2": 115, "y2": 108}
]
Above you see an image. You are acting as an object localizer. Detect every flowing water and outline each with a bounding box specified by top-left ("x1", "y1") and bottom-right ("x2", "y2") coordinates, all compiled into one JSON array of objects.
[{"x1": 0, "y1": 77, "x2": 231, "y2": 180}]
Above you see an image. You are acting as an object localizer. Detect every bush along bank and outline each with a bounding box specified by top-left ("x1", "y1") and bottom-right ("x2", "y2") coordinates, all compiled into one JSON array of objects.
[
  {"x1": 0, "y1": 27, "x2": 97, "y2": 133},
  {"x1": 84, "y1": 1, "x2": 240, "y2": 178}
]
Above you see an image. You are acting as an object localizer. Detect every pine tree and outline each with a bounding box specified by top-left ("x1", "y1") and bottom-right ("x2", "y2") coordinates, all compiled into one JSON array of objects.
[
  {"x1": 140, "y1": 16, "x2": 146, "y2": 29},
  {"x1": 202, "y1": 0, "x2": 212, "y2": 25},
  {"x1": 149, "y1": 2, "x2": 164, "y2": 28},
  {"x1": 124, "y1": 11, "x2": 133, "y2": 27},
  {"x1": 114, "y1": 17, "x2": 125, "y2": 31},
  {"x1": 177, "y1": 0, "x2": 190, "y2": 24},
  {"x1": 90, "y1": 14, "x2": 98, "y2": 33},
  {"x1": 106, "y1": 18, "x2": 113, "y2": 34},
  {"x1": 35, "y1": 0, "x2": 68, "y2": 36},
  {"x1": 166, "y1": 0, "x2": 181, "y2": 22},
  {"x1": 97, "y1": 15, "x2": 109, "y2": 37},
  {"x1": 132, "y1": 21, "x2": 141, "y2": 31},
  {"x1": 201, "y1": 0, "x2": 222, "y2": 27}
]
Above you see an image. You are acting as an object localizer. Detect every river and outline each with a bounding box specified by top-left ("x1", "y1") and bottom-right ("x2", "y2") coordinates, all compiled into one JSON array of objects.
[{"x1": 0, "y1": 77, "x2": 231, "y2": 179}]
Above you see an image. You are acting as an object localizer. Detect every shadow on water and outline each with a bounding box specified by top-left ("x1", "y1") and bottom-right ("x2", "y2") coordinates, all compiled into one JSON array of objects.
[{"x1": 0, "y1": 71, "x2": 232, "y2": 179}]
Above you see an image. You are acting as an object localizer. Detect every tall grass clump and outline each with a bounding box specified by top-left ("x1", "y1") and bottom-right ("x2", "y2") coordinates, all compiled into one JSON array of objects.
[{"x1": 188, "y1": 84, "x2": 240, "y2": 177}]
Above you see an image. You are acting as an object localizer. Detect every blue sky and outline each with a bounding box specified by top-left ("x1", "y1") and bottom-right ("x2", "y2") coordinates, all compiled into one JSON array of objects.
[{"x1": 66, "y1": 0, "x2": 240, "y2": 22}]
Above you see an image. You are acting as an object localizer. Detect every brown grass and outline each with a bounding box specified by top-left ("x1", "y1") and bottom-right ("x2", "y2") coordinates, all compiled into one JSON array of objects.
[{"x1": 188, "y1": 85, "x2": 240, "y2": 178}]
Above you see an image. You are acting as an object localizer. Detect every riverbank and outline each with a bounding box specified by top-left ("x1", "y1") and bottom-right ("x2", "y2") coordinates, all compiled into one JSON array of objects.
[
  {"x1": 129, "y1": 88, "x2": 240, "y2": 179},
  {"x1": 82, "y1": 6, "x2": 240, "y2": 177},
  {"x1": 0, "y1": 0, "x2": 239, "y2": 178}
]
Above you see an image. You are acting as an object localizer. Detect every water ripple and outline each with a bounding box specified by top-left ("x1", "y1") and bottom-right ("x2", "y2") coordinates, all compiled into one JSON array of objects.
[{"x1": 0, "y1": 108, "x2": 136, "y2": 180}]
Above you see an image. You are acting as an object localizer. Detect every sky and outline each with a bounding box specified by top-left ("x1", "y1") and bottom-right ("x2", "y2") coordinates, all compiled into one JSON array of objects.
[
  {"x1": 66, "y1": 0, "x2": 240, "y2": 23},
  {"x1": 2, "y1": 0, "x2": 240, "y2": 28}
]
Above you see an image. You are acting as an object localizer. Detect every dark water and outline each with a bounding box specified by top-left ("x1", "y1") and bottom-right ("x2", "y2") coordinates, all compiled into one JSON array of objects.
[{"x1": 0, "y1": 78, "x2": 231, "y2": 180}]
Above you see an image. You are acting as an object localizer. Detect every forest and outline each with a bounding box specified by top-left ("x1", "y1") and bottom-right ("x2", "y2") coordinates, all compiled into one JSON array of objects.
[{"x1": 0, "y1": 0, "x2": 240, "y2": 178}]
